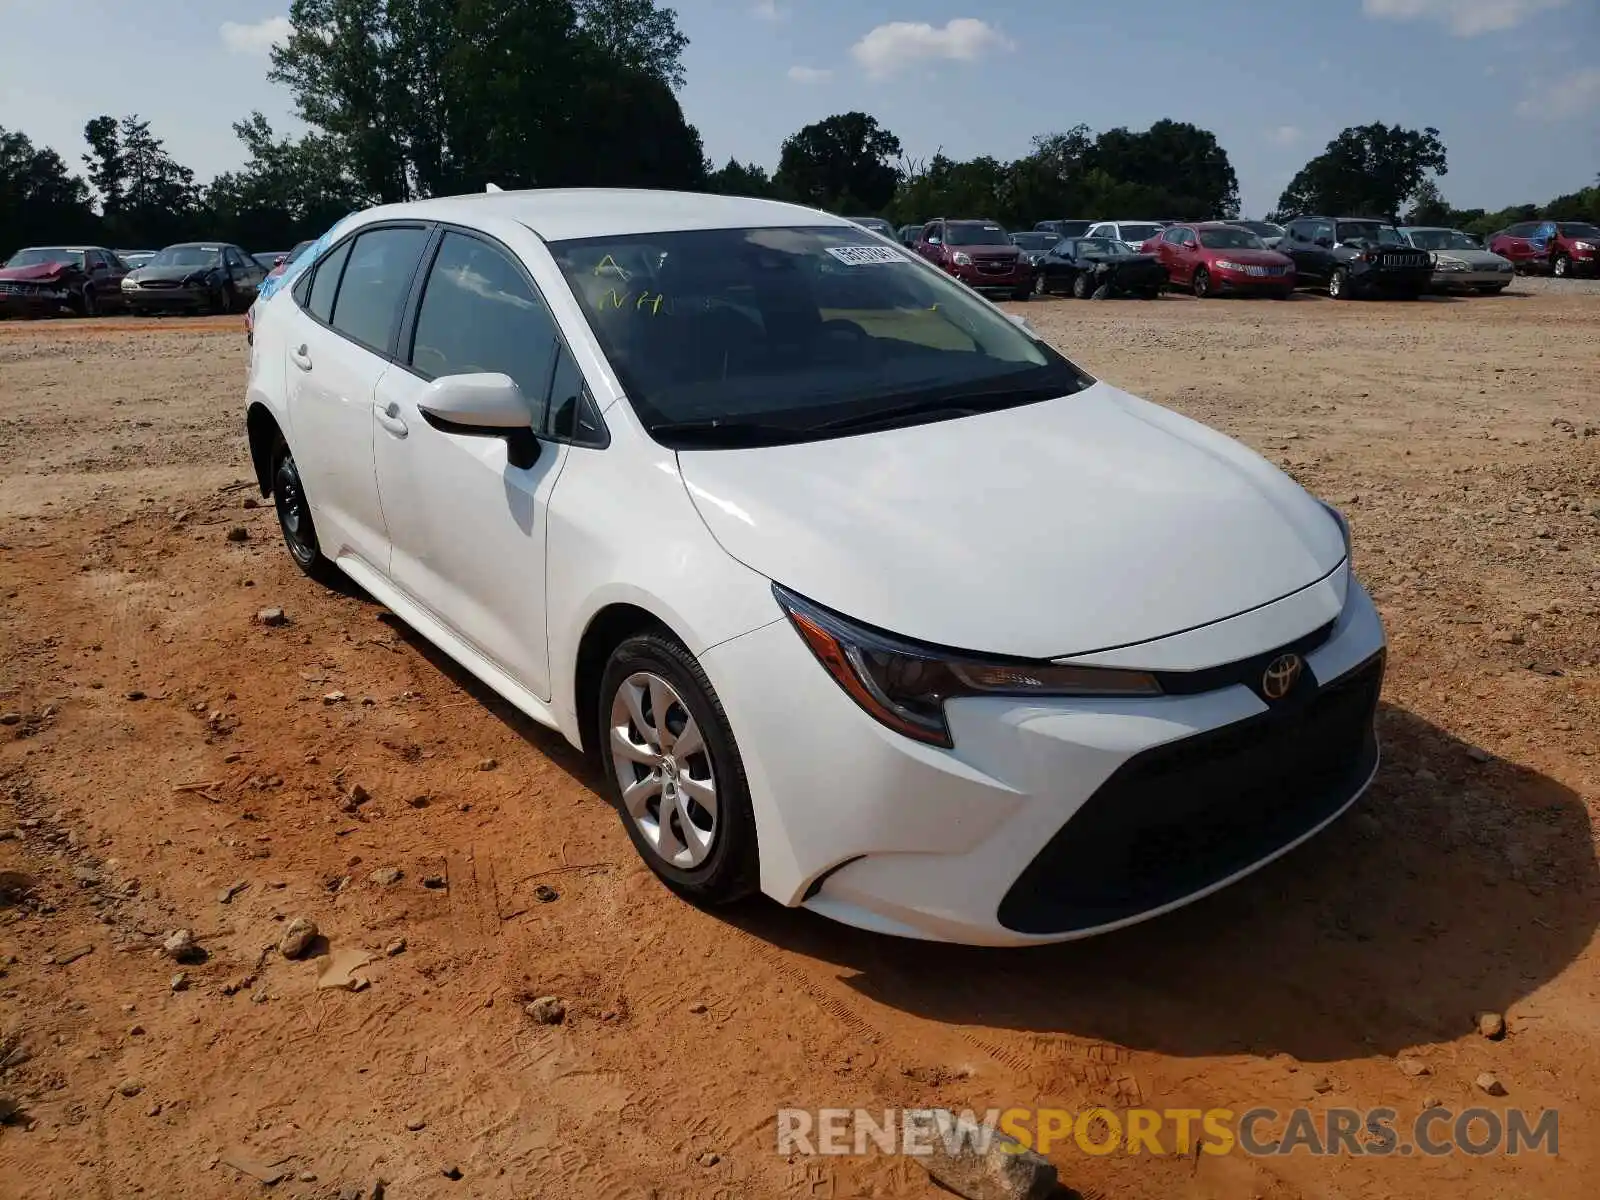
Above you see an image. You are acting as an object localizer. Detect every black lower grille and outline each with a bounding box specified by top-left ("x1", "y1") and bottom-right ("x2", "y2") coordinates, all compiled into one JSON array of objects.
[{"x1": 997, "y1": 651, "x2": 1384, "y2": 935}]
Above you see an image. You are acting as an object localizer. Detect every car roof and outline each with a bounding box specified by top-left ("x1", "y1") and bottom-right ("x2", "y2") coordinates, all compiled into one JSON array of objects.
[
  {"x1": 359, "y1": 188, "x2": 848, "y2": 241},
  {"x1": 164, "y1": 241, "x2": 229, "y2": 249},
  {"x1": 18, "y1": 245, "x2": 97, "y2": 252},
  {"x1": 1398, "y1": 226, "x2": 1452, "y2": 233}
]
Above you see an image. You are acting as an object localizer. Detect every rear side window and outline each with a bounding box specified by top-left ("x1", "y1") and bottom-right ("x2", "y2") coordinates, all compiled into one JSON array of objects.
[
  {"x1": 408, "y1": 231, "x2": 560, "y2": 407},
  {"x1": 306, "y1": 240, "x2": 351, "y2": 323},
  {"x1": 329, "y1": 226, "x2": 430, "y2": 354}
]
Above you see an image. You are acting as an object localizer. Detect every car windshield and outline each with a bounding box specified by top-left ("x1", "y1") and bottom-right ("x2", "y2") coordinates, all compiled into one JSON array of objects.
[
  {"x1": 550, "y1": 226, "x2": 1087, "y2": 448},
  {"x1": 1198, "y1": 228, "x2": 1266, "y2": 250},
  {"x1": 1233, "y1": 221, "x2": 1283, "y2": 238},
  {"x1": 945, "y1": 224, "x2": 1011, "y2": 246},
  {"x1": 1075, "y1": 239, "x2": 1131, "y2": 256},
  {"x1": 1118, "y1": 224, "x2": 1164, "y2": 243},
  {"x1": 1011, "y1": 233, "x2": 1059, "y2": 253},
  {"x1": 7, "y1": 248, "x2": 84, "y2": 269},
  {"x1": 1337, "y1": 222, "x2": 1406, "y2": 247},
  {"x1": 1557, "y1": 223, "x2": 1600, "y2": 239},
  {"x1": 1408, "y1": 230, "x2": 1480, "y2": 251},
  {"x1": 151, "y1": 246, "x2": 221, "y2": 268}
]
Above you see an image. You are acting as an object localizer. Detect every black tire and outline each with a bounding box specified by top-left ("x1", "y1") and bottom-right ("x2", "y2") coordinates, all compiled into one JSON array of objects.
[
  {"x1": 1033, "y1": 272, "x2": 1049, "y2": 297},
  {"x1": 1552, "y1": 254, "x2": 1570, "y2": 278},
  {"x1": 270, "y1": 437, "x2": 340, "y2": 584},
  {"x1": 75, "y1": 287, "x2": 98, "y2": 317},
  {"x1": 1191, "y1": 267, "x2": 1210, "y2": 299},
  {"x1": 211, "y1": 286, "x2": 231, "y2": 315},
  {"x1": 1071, "y1": 272, "x2": 1092, "y2": 299},
  {"x1": 1011, "y1": 285, "x2": 1031, "y2": 302},
  {"x1": 1328, "y1": 267, "x2": 1351, "y2": 299},
  {"x1": 1479, "y1": 284, "x2": 1509, "y2": 294},
  {"x1": 1090, "y1": 284, "x2": 1111, "y2": 300},
  {"x1": 597, "y1": 633, "x2": 759, "y2": 905},
  {"x1": 1137, "y1": 287, "x2": 1161, "y2": 300}
]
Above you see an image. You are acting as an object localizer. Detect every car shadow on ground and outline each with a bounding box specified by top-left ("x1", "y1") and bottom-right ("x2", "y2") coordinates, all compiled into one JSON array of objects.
[{"x1": 727, "y1": 701, "x2": 1599, "y2": 1063}]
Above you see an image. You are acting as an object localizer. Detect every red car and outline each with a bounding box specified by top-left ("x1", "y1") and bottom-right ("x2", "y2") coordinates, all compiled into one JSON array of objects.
[
  {"x1": 915, "y1": 219, "x2": 1032, "y2": 300},
  {"x1": 1487, "y1": 220, "x2": 1600, "y2": 277},
  {"x1": 1141, "y1": 222, "x2": 1295, "y2": 299},
  {"x1": 0, "y1": 246, "x2": 129, "y2": 318}
]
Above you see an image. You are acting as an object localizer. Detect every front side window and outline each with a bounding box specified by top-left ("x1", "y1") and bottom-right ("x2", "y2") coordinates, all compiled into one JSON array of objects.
[
  {"x1": 549, "y1": 225, "x2": 1088, "y2": 448},
  {"x1": 329, "y1": 226, "x2": 429, "y2": 353},
  {"x1": 1198, "y1": 227, "x2": 1266, "y2": 250},
  {"x1": 409, "y1": 231, "x2": 560, "y2": 412}
]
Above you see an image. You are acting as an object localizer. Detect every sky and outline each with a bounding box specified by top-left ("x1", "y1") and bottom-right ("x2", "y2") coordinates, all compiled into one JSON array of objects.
[{"x1": 0, "y1": 0, "x2": 1595, "y2": 218}]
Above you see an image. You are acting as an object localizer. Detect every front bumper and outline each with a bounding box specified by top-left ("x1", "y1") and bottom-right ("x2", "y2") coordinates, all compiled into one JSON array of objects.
[
  {"x1": 702, "y1": 572, "x2": 1385, "y2": 945},
  {"x1": 1430, "y1": 267, "x2": 1512, "y2": 290},
  {"x1": 1350, "y1": 266, "x2": 1431, "y2": 293},
  {"x1": 125, "y1": 285, "x2": 212, "y2": 310},
  {"x1": 951, "y1": 265, "x2": 1030, "y2": 291},
  {"x1": 1212, "y1": 268, "x2": 1295, "y2": 295},
  {"x1": 0, "y1": 287, "x2": 70, "y2": 316}
]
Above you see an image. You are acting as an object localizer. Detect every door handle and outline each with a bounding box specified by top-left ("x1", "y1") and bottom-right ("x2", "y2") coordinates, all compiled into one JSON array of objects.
[
  {"x1": 291, "y1": 343, "x2": 312, "y2": 371},
  {"x1": 374, "y1": 400, "x2": 408, "y2": 438}
]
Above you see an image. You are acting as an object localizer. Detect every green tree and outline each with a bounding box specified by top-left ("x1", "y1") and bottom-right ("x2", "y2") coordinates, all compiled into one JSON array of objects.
[
  {"x1": 205, "y1": 114, "x2": 369, "y2": 248},
  {"x1": 774, "y1": 112, "x2": 902, "y2": 213},
  {"x1": 574, "y1": 0, "x2": 688, "y2": 90},
  {"x1": 1, "y1": 125, "x2": 99, "y2": 254},
  {"x1": 1275, "y1": 123, "x2": 1447, "y2": 221},
  {"x1": 705, "y1": 158, "x2": 776, "y2": 198},
  {"x1": 80, "y1": 115, "x2": 199, "y2": 245},
  {"x1": 1404, "y1": 179, "x2": 1456, "y2": 226},
  {"x1": 1085, "y1": 120, "x2": 1240, "y2": 218}
]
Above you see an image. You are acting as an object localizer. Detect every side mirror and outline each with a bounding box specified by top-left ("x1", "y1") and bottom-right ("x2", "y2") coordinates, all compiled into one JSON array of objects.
[
  {"x1": 1007, "y1": 313, "x2": 1038, "y2": 338},
  {"x1": 417, "y1": 372, "x2": 541, "y2": 468}
]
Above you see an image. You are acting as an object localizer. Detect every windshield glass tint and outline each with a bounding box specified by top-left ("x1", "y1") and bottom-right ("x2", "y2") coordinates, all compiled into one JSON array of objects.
[
  {"x1": 151, "y1": 246, "x2": 221, "y2": 268},
  {"x1": 7, "y1": 248, "x2": 84, "y2": 268},
  {"x1": 550, "y1": 226, "x2": 1086, "y2": 446},
  {"x1": 1198, "y1": 228, "x2": 1266, "y2": 250},
  {"x1": 945, "y1": 224, "x2": 1010, "y2": 246},
  {"x1": 1405, "y1": 230, "x2": 1454, "y2": 250},
  {"x1": 1557, "y1": 223, "x2": 1600, "y2": 238},
  {"x1": 1076, "y1": 239, "x2": 1129, "y2": 256},
  {"x1": 1337, "y1": 222, "x2": 1405, "y2": 246}
]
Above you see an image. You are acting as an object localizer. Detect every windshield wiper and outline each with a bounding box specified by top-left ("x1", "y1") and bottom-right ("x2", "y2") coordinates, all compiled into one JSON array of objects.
[
  {"x1": 649, "y1": 418, "x2": 806, "y2": 446},
  {"x1": 810, "y1": 384, "x2": 1063, "y2": 434}
]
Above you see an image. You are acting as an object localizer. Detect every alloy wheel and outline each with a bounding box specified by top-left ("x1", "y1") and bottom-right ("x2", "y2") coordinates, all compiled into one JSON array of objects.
[
  {"x1": 1192, "y1": 268, "x2": 1209, "y2": 299},
  {"x1": 609, "y1": 671, "x2": 718, "y2": 869},
  {"x1": 1553, "y1": 255, "x2": 1569, "y2": 278},
  {"x1": 1329, "y1": 269, "x2": 1346, "y2": 299}
]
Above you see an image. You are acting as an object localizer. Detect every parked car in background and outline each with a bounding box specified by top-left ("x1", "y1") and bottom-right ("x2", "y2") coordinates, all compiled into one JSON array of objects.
[
  {"x1": 0, "y1": 246, "x2": 128, "y2": 317},
  {"x1": 1011, "y1": 231, "x2": 1061, "y2": 290},
  {"x1": 896, "y1": 224, "x2": 924, "y2": 247},
  {"x1": 244, "y1": 188, "x2": 1383, "y2": 945},
  {"x1": 1144, "y1": 222, "x2": 1294, "y2": 299},
  {"x1": 1278, "y1": 217, "x2": 1431, "y2": 299},
  {"x1": 1223, "y1": 220, "x2": 1285, "y2": 249},
  {"x1": 253, "y1": 252, "x2": 288, "y2": 272},
  {"x1": 117, "y1": 250, "x2": 156, "y2": 271},
  {"x1": 1034, "y1": 219, "x2": 1094, "y2": 240},
  {"x1": 122, "y1": 242, "x2": 267, "y2": 315},
  {"x1": 1398, "y1": 227, "x2": 1514, "y2": 294},
  {"x1": 1085, "y1": 221, "x2": 1166, "y2": 251},
  {"x1": 916, "y1": 219, "x2": 1032, "y2": 300},
  {"x1": 1035, "y1": 237, "x2": 1165, "y2": 299},
  {"x1": 844, "y1": 216, "x2": 896, "y2": 239},
  {"x1": 265, "y1": 239, "x2": 319, "y2": 283},
  {"x1": 1488, "y1": 220, "x2": 1600, "y2": 278}
]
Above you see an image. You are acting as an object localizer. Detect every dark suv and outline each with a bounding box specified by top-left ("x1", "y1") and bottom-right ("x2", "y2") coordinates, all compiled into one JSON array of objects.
[
  {"x1": 1278, "y1": 217, "x2": 1432, "y2": 299},
  {"x1": 915, "y1": 219, "x2": 1031, "y2": 299},
  {"x1": 1488, "y1": 220, "x2": 1600, "y2": 277}
]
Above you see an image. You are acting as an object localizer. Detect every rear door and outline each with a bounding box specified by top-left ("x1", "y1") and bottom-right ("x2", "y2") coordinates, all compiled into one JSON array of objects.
[{"x1": 282, "y1": 223, "x2": 431, "y2": 573}]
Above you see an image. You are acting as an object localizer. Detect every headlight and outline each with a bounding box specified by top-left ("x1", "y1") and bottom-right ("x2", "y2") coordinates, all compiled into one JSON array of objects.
[
  {"x1": 1318, "y1": 500, "x2": 1353, "y2": 571},
  {"x1": 774, "y1": 585, "x2": 1161, "y2": 747},
  {"x1": 1575, "y1": 241, "x2": 1596, "y2": 251},
  {"x1": 1435, "y1": 256, "x2": 1468, "y2": 271},
  {"x1": 121, "y1": 277, "x2": 138, "y2": 291},
  {"x1": 952, "y1": 251, "x2": 973, "y2": 266},
  {"x1": 1214, "y1": 260, "x2": 1243, "y2": 271}
]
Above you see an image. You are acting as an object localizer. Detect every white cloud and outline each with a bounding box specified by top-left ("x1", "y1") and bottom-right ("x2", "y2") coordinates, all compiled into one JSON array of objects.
[
  {"x1": 850, "y1": 18, "x2": 1013, "y2": 79},
  {"x1": 786, "y1": 65, "x2": 832, "y2": 84},
  {"x1": 1267, "y1": 124, "x2": 1304, "y2": 147},
  {"x1": 220, "y1": 16, "x2": 291, "y2": 57},
  {"x1": 751, "y1": 0, "x2": 786, "y2": 19},
  {"x1": 1361, "y1": 0, "x2": 1566, "y2": 37},
  {"x1": 1516, "y1": 66, "x2": 1600, "y2": 119}
]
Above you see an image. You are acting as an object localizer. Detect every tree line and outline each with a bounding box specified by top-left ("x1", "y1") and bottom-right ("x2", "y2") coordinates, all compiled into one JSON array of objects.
[{"x1": 2, "y1": 0, "x2": 1595, "y2": 255}]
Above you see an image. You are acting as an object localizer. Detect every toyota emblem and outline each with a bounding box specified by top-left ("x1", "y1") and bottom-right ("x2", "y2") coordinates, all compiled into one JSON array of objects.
[{"x1": 1261, "y1": 654, "x2": 1303, "y2": 701}]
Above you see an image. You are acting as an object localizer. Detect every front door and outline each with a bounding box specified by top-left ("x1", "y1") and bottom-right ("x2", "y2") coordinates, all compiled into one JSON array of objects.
[{"x1": 372, "y1": 228, "x2": 567, "y2": 700}]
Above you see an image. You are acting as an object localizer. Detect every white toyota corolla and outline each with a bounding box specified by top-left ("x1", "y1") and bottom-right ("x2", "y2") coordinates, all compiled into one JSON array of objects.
[{"x1": 244, "y1": 190, "x2": 1386, "y2": 946}]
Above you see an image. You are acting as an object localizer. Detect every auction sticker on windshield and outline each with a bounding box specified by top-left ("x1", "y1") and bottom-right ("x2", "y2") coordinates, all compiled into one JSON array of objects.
[{"x1": 825, "y1": 245, "x2": 902, "y2": 266}]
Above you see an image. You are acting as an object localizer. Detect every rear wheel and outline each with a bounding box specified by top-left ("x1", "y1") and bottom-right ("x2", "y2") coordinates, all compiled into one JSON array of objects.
[
  {"x1": 271, "y1": 438, "x2": 339, "y2": 584},
  {"x1": 598, "y1": 633, "x2": 758, "y2": 904},
  {"x1": 1328, "y1": 267, "x2": 1350, "y2": 299},
  {"x1": 1191, "y1": 267, "x2": 1211, "y2": 299}
]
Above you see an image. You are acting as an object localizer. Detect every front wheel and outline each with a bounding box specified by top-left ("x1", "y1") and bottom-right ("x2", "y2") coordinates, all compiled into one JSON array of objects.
[
  {"x1": 598, "y1": 633, "x2": 758, "y2": 904},
  {"x1": 1552, "y1": 254, "x2": 1570, "y2": 278},
  {"x1": 1011, "y1": 285, "x2": 1031, "y2": 302},
  {"x1": 75, "y1": 287, "x2": 99, "y2": 317},
  {"x1": 1328, "y1": 268, "x2": 1350, "y2": 299},
  {"x1": 1033, "y1": 272, "x2": 1049, "y2": 296},
  {"x1": 1191, "y1": 267, "x2": 1210, "y2": 299},
  {"x1": 271, "y1": 438, "x2": 340, "y2": 584},
  {"x1": 1071, "y1": 272, "x2": 1092, "y2": 299}
]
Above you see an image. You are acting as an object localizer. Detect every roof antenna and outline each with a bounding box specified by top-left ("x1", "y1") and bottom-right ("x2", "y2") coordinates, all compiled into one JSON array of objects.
[{"x1": 486, "y1": 182, "x2": 503, "y2": 193}]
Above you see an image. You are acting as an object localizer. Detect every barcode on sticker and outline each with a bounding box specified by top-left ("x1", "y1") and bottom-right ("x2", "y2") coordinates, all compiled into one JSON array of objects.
[{"x1": 825, "y1": 245, "x2": 902, "y2": 266}]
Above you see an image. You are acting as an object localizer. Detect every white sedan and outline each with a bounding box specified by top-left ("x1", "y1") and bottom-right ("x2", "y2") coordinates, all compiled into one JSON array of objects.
[{"x1": 244, "y1": 189, "x2": 1386, "y2": 946}]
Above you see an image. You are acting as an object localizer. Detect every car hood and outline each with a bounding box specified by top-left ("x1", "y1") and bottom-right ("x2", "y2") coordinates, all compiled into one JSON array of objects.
[
  {"x1": 1433, "y1": 249, "x2": 1510, "y2": 268},
  {"x1": 676, "y1": 382, "x2": 1346, "y2": 658},
  {"x1": 1205, "y1": 247, "x2": 1292, "y2": 267},
  {"x1": 0, "y1": 262, "x2": 72, "y2": 282},
  {"x1": 133, "y1": 264, "x2": 216, "y2": 283}
]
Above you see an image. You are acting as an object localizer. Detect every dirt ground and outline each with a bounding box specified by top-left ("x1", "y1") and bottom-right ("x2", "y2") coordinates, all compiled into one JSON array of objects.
[{"x1": 1, "y1": 286, "x2": 1597, "y2": 1200}]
